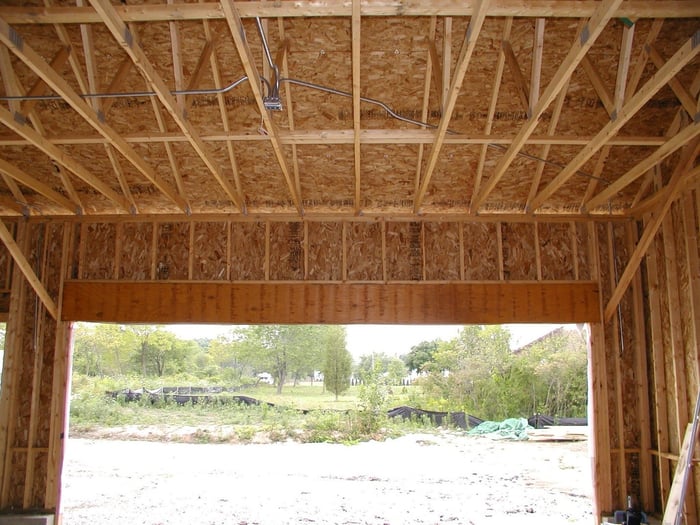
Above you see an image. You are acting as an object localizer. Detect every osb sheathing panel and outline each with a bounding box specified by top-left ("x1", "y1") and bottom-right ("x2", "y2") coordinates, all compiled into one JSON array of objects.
[
  {"x1": 421, "y1": 144, "x2": 479, "y2": 212},
  {"x1": 539, "y1": 223, "x2": 575, "y2": 281},
  {"x1": 385, "y1": 222, "x2": 421, "y2": 281},
  {"x1": 362, "y1": 145, "x2": 419, "y2": 211},
  {"x1": 192, "y1": 222, "x2": 227, "y2": 281},
  {"x1": 81, "y1": 223, "x2": 116, "y2": 280},
  {"x1": 346, "y1": 222, "x2": 382, "y2": 281},
  {"x1": 424, "y1": 222, "x2": 460, "y2": 281},
  {"x1": 236, "y1": 143, "x2": 296, "y2": 212},
  {"x1": 575, "y1": 222, "x2": 591, "y2": 280},
  {"x1": 156, "y1": 222, "x2": 190, "y2": 280},
  {"x1": 502, "y1": 223, "x2": 536, "y2": 280},
  {"x1": 675, "y1": 203, "x2": 700, "y2": 408},
  {"x1": 463, "y1": 223, "x2": 498, "y2": 281},
  {"x1": 653, "y1": 230, "x2": 680, "y2": 452},
  {"x1": 269, "y1": 221, "x2": 304, "y2": 281},
  {"x1": 230, "y1": 222, "x2": 265, "y2": 280},
  {"x1": 7, "y1": 451, "x2": 25, "y2": 507},
  {"x1": 306, "y1": 221, "x2": 342, "y2": 281},
  {"x1": 595, "y1": 223, "x2": 619, "y2": 448},
  {"x1": 297, "y1": 144, "x2": 354, "y2": 210},
  {"x1": 31, "y1": 450, "x2": 48, "y2": 509},
  {"x1": 119, "y1": 222, "x2": 153, "y2": 280}
]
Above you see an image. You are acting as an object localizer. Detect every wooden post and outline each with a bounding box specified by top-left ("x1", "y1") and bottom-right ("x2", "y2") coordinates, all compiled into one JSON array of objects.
[{"x1": 588, "y1": 221, "x2": 613, "y2": 520}]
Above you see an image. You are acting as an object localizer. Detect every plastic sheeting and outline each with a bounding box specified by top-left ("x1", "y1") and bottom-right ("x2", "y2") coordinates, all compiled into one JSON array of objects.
[{"x1": 467, "y1": 418, "x2": 533, "y2": 440}]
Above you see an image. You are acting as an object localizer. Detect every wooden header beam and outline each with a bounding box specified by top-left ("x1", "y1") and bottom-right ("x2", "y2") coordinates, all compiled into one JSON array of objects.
[
  {"x1": 62, "y1": 281, "x2": 601, "y2": 324},
  {"x1": 2, "y1": 1, "x2": 699, "y2": 24}
]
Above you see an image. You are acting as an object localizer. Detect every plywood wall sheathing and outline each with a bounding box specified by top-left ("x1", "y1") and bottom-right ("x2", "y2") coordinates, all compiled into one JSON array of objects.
[
  {"x1": 230, "y1": 221, "x2": 265, "y2": 280},
  {"x1": 0, "y1": 222, "x2": 67, "y2": 512},
  {"x1": 306, "y1": 221, "x2": 342, "y2": 281}
]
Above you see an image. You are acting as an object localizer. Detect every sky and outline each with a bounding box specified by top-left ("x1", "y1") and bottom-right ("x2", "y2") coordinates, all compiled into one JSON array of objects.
[{"x1": 167, "y1": 323, "x2": 569, "y2": 359}]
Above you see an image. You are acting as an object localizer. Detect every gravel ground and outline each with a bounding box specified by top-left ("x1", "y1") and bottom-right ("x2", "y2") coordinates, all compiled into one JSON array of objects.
[{"x1": 61, "y1": 432, "x2": 593, "y2": 525}]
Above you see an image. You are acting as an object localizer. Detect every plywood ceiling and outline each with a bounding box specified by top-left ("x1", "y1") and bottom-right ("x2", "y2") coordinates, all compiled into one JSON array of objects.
[{"x1": 0, "y1": 1, "x2": 697, "y2": 220}]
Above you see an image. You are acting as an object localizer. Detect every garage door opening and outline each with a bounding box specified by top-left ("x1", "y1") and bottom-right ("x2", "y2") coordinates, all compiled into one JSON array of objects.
[{"x1": 61, "y1": 322, "x2": 593, "y2": 524}]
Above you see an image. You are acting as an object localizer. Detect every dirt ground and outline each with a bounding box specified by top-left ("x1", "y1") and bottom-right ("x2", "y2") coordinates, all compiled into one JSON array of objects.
[{"x1": 61, "y1": 431, "x2": 593, "y2": 525}]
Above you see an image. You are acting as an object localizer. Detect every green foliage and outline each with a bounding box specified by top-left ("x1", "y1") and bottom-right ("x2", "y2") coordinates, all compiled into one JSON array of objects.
[
  {"x1": 357, "y1": 363, "x2": 389, "y2": 434},
  {"x1": 322, "y1": 327, "x2": 352, "y2": 400},
  {"x1": 237, "y1": 325, "x2": 332, "y2": 393},
  {"x1": 417, "y1": 326, "x2": 588, "y2": 420},
  {"x1": 402, "y1": 340, "x2": 439, "y2": 372}
]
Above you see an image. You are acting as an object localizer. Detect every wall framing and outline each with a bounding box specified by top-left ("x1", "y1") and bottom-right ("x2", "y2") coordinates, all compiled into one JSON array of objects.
[{"x1": 0, "y1": 209, "x2": 697, "y2": 523}]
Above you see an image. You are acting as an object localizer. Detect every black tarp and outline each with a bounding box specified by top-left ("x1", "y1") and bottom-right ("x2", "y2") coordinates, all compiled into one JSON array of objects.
[
  {"x1": 386, "y1": 406, "x2": 483, "y2": 430},
  {"x1": 527, "y1": 414, "x2": 587, "y2": 428}
]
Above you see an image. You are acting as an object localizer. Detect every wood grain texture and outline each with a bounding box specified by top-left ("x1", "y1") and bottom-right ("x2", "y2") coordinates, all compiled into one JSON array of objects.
[{"x1": 61, "y1": 280, "x2": 600, "y2": 324}]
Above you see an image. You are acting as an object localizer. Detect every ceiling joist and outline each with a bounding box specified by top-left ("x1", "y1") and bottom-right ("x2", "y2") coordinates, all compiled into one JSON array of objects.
[
  {"x1": 88, "y1": 0, "x2": 245, "y2": 215},
  {"x1": 471, "y1": 0, "x2": 623, "y2": 211},
  {"x1": 531, "y1": 29, "x2": 700, "y2": 212},
  {"x1": 220, "y1": 0, "x2": 301, "y2": 214},
  {"x1": 0, "y1": 106, "x2": 129, "y2": 212},
  {"x1": 0, "y1": 15, "x2": 187, "y2": 214},
  {"x1": 414, "y1": 0, "x2": 491, "y2": 212}
]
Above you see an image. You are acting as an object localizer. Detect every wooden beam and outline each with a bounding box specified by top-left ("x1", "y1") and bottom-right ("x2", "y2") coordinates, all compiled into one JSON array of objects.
[
  {"x1": 581, "y1": 55, "x2": 615, "y2": 116},
  {"x1": 471, "y1": 0, "x2": 623, "y2": 211},
  {"x1": 0, "y1": 157, "x2": 79, "y2": 214},
  {"x1": 20, "y1": 45, "x2": 71, "y2": 116},
  {"x1": 415, "y1": 17, "x2": 439, "y2": 206},
  {"x1": 184, "y1": 39, "x2": 214, "y2": 113},
  {"x1": 2, "y1": 1, "x2": 700, "y2": 24},
  {"x1": 150, "y1": 97, "x2": 189, "y2": 205},
  {"x1": 201, "y1": 20, "x2": 247, "y2": 213},
  {"x1": 502, "y1": 40, "x2": 530, "y2": 112},
  {"x1": 104, "y1": 145, "x2": 138, "y2": 214},
  {"x1": 604, "y1": 142, "x2": 700, "y2": 322},
  {"x1": 441, "y1": 17, "x2": 452, "y2": 111},
  {"x1": 100, "y1": 56, "x2": 133, "y2": 117},
  {"x1": 614, "y1": 23, "x2": 635, "y2": 115},
  {"x1": 0, "y1": 221, "x2": 57, "y2": 319},
  {"x1": 61, "y1": 280, "x2": 601, "y2": 324},
  {"x1": 472, "y1": 17, "x2": 512, "y2": 208},
  {"x1": 428, "y1": 38, "x2": 443, "y2": 104},
  {"x1": 274, "y1": 27, "x2": 301, "y2": 213},
  {"x1": 168, "y1": 0, "x2": 186, "y2": 113},
  {"x1": 531, "y1": 29, "x2": 700, "y2": 212},
  {"x1": 414, "y1": 0, "x2": 491, "y2": 212},
  {"x1": 529, "y1": 18, "x2": 545, "y2": 116},
  {"x1": 352, "y1": 0, "x2": 362, "y2": 214},
  {"x1": 645, "y1": 213, "x2": 672, "y2": 510},
  {"x1": 0, "y1": 16, "x2": 188, "y2": 214},
  {"x1": 586, "y1": 118, "x2": 700, "y2": 210},
  {"x1": 648, "y1": 44, "x2": 698, "y2": 117},
  {"x1": 0, "y1": 106, "x2": 131, "y2": 212},
  {"x1": 88, "y1": 0, "x2": 245, "y2": 214},
  {"x1": 0, "y1": 44, "x2": 82, "y2": 211},
  {"x1": 527, "y1": 77, "x2": 570, "y2": 208},
  {"x1": 219, "y1": 0, "x2": 302, "y2": 213},
  {"x1": 0, "y1": 129, "x2": 671, "y2": 148}
]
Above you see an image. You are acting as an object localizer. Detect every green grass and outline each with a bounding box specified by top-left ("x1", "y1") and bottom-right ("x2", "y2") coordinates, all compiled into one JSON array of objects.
[{"x1": 68, "y1": 374, "x2": 439, "y2": 443}]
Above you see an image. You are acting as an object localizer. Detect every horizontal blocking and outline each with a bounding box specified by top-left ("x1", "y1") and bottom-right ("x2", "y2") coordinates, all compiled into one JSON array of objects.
[{"x1": 62, "y1": 281, "x2": 601, "y2": 324}]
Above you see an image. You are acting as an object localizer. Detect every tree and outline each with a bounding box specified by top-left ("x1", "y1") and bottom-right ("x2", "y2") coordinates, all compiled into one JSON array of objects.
[
  {"x1": 357, "y1": 362, "x2": 389, "y2": 434},
  {"x1": 386, "y1": 357, "x2": 407, "y2": 385},
  {"x1": 422, "y1": 325, "x2": 513, "y2": 419},
  {"x1": 72, "y1": 323, "x2": 138, "y2": 376},
  {"x1": 355, "y1": 352, "x2": 393, "y2": 378},
  {"x1": 239, "y1": 325, "x2": 324, "y2": 394},
  {"x1": 322, "y1": 327, "x2": 352, "y2": 400},
  {"x1": 402, "y1": 340, "x2": 439, "y2": 372}
]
